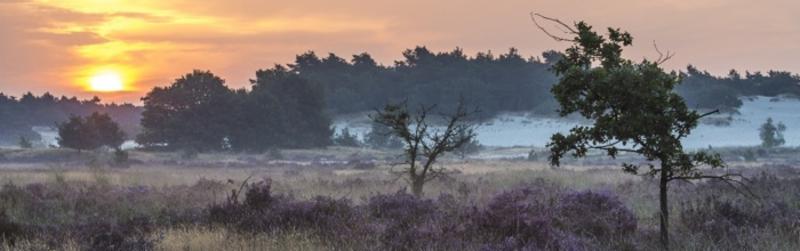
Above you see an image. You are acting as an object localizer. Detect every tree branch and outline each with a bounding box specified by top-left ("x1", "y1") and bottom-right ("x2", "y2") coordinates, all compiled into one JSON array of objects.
[
  {"x1": 530, "y1": 12, "x2": 577, "y2": 42},
  {"x1": 653, "y1": 40, "x2": 675, "y2": 65}
]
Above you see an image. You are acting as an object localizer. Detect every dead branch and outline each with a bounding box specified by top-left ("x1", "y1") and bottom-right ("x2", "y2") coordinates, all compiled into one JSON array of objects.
[
  {"x1": 530, "y1": 12, "x2": 577, "y2": 42},
  {"x1": 653, "y1": 40, "x2": 675, "y2": 65}
]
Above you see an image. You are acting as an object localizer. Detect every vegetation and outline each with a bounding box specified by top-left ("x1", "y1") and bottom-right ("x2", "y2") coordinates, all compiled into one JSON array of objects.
[
  {"x1": 17, "y1": 136, "x2": 32, "y2": 149},
  {"x1": 266, "y1": 47, "x2": 800, "y2": 118},
  {"x1": 0, "y1": 92, "x2": 139, "y2": 146},
  {"x1": 759, "y1": 117, "x2": 787, "y2": 148},
  {"x1": 537, "y1": 15, "x2": 738, "y2": 250},
  {"x1": 372, "y1": 101, "x2": 477, "y2": 196},
  {"x1": 137, "y1": 69, "x2": 332, "y2": 152},
  {"x1": 364, "y1": 122, "x2": 404, "y2": 149},
  {"x1": 290, "y1": 48, "x2": 558, "y2": 118},
  {"x1": 333, "y1": 127, "x2": 361, "y2": 147},
  {"x1": 57, "y1": 112, "x2": 126, "y2": 151},
  {"x1": 0, "y1": 150, "x2": 798, "y2": 250}
]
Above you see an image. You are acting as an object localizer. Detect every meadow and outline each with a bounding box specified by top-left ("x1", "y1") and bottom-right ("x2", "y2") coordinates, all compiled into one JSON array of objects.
[{"x1": 0, "y1": 147, "x2": 798, "y2": 250}]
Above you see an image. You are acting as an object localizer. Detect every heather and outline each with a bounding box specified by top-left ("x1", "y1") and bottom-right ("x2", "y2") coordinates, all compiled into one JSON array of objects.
[{"x1": 0, "y1": 156, "x2": 798, "y2": 250}]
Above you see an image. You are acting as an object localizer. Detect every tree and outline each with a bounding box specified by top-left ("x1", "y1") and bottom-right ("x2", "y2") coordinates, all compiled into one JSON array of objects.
[
  {"x1": 18, "y1": 136, "x2": 32, "y2": 149},
  {"x1": 364, "y1": 122, "x2": 404, "y2": 149},
  {"x1": 453, "y1": 126, "x2": 481, "y2": 158},
  {"x1": 247, "y1": 65, "x2": 332, "y2": 148},
  {"x1": 85, "y1": 112, "x2": 126, "y2": 149},
  {"x1": 57, "y1": 115, "x2": 92, "y2": 151},
  {"x1": 57, "y1": 112, "x2": 125, "y2": 151},
  {"x1": 372, "y1": 101, "x2": 477, "y2": 196},
  {"x1": 533, "y1": 14, "x2": 738, "y2": 250},
  {"x1": 759, "y1": 117, "x2": 786, "y2": 148},
  {"x1": 333, "y1": 127, "x2": 361, "y2": 147},
  {"x1": 137, "y1": 70, "x2": 236, "y2": 151}
]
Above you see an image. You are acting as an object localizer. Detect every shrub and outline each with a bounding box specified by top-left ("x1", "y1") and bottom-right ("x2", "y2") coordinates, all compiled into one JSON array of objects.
[
  {"x1": 556, "y1": 190, "x2": 637, "y2": 239},
  {"x1": 0, "y1": 210, "x2": 25, "y2": 246},
  {"x1": 475, "y1": 186, "x2": 577, "y2": 250},
  {"x1": 73, "y1": 216, "x2": 158, "y2": 251}
]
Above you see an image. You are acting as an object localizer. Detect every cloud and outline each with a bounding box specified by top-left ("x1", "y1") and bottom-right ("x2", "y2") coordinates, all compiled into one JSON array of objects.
[{"x1": 0, "y1": 0, "x2": 798, "y2": 103}]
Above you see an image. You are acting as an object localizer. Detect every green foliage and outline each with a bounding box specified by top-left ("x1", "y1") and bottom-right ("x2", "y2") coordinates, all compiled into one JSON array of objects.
[
  {"x1": 333, "y1": 127, "x2": 361, "y2": 147},
  {"x1": 289, "y1": 48, "x2": 558, "y2": 118},
  {"x1": 112, "y1": 148, "x2": 130, "y2": 168},
  {"x1": 17, "y1": 136, "x2": 32, "y2": 149},
  {"x1": 137, "y1": 69, "x2": 332, "y2": 152},
  {"x1": 542, "y1": 19, "x2": 727, "y2": 249},
  {"x1": 137, "y1": 70, "x2": 237, "y2": 152},
  {"x1": 0, "y1": 92, "x2": 141, "y2": 145},
  {"x1": 57, "y1": 112, "x2": 126, "y2": 151},
  {"x1": 759, "y1": 118, "x2": 786, "y2": 148},
  {"x1": 364, "y1": 122, "x2": 404, "y2": 149}
]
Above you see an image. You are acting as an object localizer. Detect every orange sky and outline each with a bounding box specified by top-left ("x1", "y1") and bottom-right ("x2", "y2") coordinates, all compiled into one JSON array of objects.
[{"x1": 1, "y1": 0, "x2": 798, "y2": 103}]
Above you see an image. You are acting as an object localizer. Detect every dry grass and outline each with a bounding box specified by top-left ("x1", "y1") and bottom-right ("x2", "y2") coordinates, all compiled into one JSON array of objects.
[{"x1": 155, "y1": 228, "x2": 324, "y2": 251}]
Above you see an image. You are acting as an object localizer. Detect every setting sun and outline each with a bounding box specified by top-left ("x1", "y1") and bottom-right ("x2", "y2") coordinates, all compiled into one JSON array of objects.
[{"x1": 88, "y1": 71, "x2": 125, "y2": 92}]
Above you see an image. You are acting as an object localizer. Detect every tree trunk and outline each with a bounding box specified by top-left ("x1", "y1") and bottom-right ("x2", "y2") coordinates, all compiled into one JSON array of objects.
[
  {"x1": 659, "y1": 170, "x2": 670, "y2": 250},
  {"x1": 411, "y1": 177, "x2": 425, "y2": 197}
]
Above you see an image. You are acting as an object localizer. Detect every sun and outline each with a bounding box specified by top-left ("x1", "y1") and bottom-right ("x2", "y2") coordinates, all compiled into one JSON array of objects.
[{"x1": 89, "y1": 71, "x2": 125, "y2": 92}]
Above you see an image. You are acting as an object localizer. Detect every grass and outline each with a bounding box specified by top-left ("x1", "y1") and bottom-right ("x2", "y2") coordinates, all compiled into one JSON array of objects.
[{"x1": 0, "y1": 148, "x2": 799, "y2": 250}]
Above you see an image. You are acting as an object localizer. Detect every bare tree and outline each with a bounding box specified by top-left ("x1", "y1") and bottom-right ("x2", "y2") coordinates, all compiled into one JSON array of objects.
[{"x1": 372, "y1": 101, "x2": 477, "y2": 196}]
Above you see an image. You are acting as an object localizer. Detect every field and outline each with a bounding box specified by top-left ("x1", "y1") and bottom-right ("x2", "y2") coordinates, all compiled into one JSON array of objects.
[{"x1": 0, "y1": 147, "x2": 799, "y2": 250}]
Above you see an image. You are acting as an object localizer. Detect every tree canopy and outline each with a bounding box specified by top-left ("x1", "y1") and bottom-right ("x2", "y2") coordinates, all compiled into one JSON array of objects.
[
  {"x1": 137, "y1": 69, "x2": 332, "y2": 152},
  {"x1": 0, "y1": 92, "x2": 140, "y2": 146},
  {"x1": 538, "y1": 16, "x2": 735, "y2": 250},
  {"x1": 57, "y1": 112, "x2": 126, "y2": 151}
]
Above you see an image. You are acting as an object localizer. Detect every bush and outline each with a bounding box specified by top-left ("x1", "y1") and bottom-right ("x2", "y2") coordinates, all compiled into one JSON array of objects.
[
  {"x1": 0, "y1": 210, "x2": 25, "y2": 246},
  {"x1": 475, "y1": 186, "x2": 579, "y2": 250},
  {"x1": 556, "y1": 190, "x2": 637, "y2": 239},
  {"x1": 74, "y1": 216, "x2": 158, "y2": 251}
]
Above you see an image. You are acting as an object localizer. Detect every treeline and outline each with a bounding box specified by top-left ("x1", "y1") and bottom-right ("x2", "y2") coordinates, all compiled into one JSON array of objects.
[
  {"x1": 4, "y1": 47, "x2": 800, "y2": 150},
  {"x1": 0, "y1": 92, "x2": 141, "y2": 145},
  {"x1": 136, "y1": 69, "x2": 331, "y2": 152},
  {"x1": 677, "y1": 66, "x2": 800, "y2": 112},
  {"x1": 282, "y1": 47, "x2": 800, "y2": 116},
  {"x1": 294, "y1": 47, "x2": 561, "y2": 117}
]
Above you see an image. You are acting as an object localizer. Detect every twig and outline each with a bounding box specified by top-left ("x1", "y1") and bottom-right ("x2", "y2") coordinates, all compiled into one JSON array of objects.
[{"x1": 530, "y1": 12, "x2": 577, "y2": 42}]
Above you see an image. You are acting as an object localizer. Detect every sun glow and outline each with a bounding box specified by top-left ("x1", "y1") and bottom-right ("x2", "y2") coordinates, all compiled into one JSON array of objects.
[{"x1": 88, "y1": 71, "x2": 125, "y2": 92}]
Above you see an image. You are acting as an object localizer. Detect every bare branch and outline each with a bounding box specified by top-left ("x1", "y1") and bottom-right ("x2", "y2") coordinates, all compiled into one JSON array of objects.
[
  {"x1": 697, "y1": 109, "x2": 720, "y2": 119},
  {"x1": 530, "y1": 12, "x2": 577, "y2": 42},
  {"x1": 653, "y1": 40, "x2": 676, "y2": 65},
  {"x1": 670, "y1": 173, "x2": 758, "y2": 199}
]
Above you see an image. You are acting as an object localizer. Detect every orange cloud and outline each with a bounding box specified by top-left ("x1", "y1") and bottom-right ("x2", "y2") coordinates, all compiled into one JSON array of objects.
[{"x1": 0, "y1": 0, "x2": 798, "y2": 104}]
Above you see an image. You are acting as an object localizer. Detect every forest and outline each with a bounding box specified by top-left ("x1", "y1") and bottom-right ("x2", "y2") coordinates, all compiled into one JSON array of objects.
[{"x1": 3, "y1": 47, "x2": 799, "y2": 147}]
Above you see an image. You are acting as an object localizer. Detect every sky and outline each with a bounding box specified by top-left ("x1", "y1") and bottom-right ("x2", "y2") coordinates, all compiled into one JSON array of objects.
[{"x1": 1, "y1": 0, "x2": 798, "y2": 103}]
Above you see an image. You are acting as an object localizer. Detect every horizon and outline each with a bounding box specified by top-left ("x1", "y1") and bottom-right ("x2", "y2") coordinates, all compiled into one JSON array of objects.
[{"x1": 2, "y1": 0, "x2": 799, "y2": 103}]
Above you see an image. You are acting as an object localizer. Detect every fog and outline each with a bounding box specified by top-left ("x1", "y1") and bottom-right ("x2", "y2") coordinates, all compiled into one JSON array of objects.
[{"x1": 335, "y1": 96, "x2": 800, "y2": 149}]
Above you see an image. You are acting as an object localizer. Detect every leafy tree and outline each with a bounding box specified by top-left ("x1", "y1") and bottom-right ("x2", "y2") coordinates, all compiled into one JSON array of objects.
[
  {"x1": 57, "y1": 112, "x2": 125, "y2": 151},
  {"x1": 372, "y1": 101, "x2": 477, "y2": 196},
  {"x1": 236, "y1": 65, "x2": 333, "y2": 150},
  {"x1": 0, "y1": 92, "x2": 140, "y2": 146},
  {"x1": 137, "y1": 70, "x2": 236, "y2": 151},
  {"x1": 333, "y1": 127, "x2": 361, "y2": 147},
  {"x1": 85, "y1": 112, "x2": 126, "y2": 149},
  {"x1": 18, "y1": 136, "x2": 32, "y2": 149},
  {"x1": 57, "y1": 115, "x2": 92, "y2": 151},
  {"x1": 534, "y1": 14, "x2": 739, "y2": 250},
  {"x1": 759, "y1": 117, "x2": 786, "y2": 148},
  {"x1": 364, "y1": 122, "x2": 404, "y2": 149}
]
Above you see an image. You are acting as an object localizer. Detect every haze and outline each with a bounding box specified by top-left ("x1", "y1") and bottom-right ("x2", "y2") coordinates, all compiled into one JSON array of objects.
[{"x1": 1, "y1": 0, "x2": 798, "y2": 103}]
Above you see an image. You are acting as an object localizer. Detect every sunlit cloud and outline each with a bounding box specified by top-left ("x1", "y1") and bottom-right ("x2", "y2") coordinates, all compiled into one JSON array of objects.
[{"x1": 1, "y1": 0, "x2": 798, "y2": 103}]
